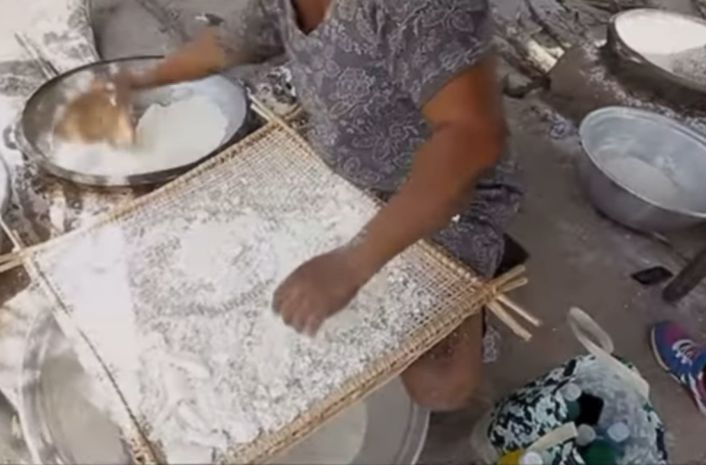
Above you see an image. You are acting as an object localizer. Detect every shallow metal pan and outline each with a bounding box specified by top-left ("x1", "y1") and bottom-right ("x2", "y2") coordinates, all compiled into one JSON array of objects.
[
  {"x1": 608, "y1": 9, "x2": 706, "y2": 95},
  {"x1": 17, "y1": 56, "x2": 250, "y2": 188}
]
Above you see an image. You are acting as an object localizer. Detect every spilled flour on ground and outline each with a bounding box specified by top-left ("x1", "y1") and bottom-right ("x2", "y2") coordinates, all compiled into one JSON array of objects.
[
  {"x1": 670, "y1": 47, "x2": 706, "y2": 85},
  {"x1": 51, "y1": 95, "x2": 227, "y2": 177},
  {"x1": 34, "y1": 130, "x2": 450, "y2": 464}
]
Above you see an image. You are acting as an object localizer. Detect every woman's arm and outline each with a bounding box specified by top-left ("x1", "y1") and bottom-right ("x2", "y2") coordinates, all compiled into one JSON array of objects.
[
  {"x1": 348, "y1": 58, "x2": 505, "y2": 276},
  {"x1": 131, "y1": 0, "x2": 284, "y2": 89},
  {"x1": 129, "y1": 27, "x2": 236, "y2": 89},
  {"x1": 274, "y1": 58, "x2": 506, "y2": 334}
]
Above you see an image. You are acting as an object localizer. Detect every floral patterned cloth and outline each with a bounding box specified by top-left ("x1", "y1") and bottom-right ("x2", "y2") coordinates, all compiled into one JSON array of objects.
[
  {"x1": 475, "y1": 355, "x2": 668, "y2": 465},
  {"x1": 225, "y1": 0, "x2": 524, "y2": 276}
]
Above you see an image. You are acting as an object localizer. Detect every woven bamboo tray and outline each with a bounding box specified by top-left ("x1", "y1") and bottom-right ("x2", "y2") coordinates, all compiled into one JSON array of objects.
[{"x1": 9, "y1": 106, "x2": 533, "y2": 464}]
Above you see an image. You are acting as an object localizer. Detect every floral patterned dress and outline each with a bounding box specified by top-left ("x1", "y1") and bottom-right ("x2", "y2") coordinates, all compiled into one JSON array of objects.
[{"x1": 226, "y1": 0, "x2": 523, "y2": 277}]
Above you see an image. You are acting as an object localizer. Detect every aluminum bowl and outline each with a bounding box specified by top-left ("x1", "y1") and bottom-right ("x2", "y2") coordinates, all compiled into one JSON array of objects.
[
  {"x1": 608, "y1": 9, "x2": 706, "y2": 95},
  {"x1": 578, "y1": 107, "x2": 706, "y2": 232},
  {"x1": 17, "y1": 56, "x2": 250, "y2": 187}
]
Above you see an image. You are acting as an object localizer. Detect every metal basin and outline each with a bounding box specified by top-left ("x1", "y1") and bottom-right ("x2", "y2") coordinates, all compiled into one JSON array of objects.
[
  {"x1": 20, "y1": 310, "x2": 429, "y2": 464},
  {"x1": 0, "y1": 155, "x2": 9, "y2": 215},
  {"x1": 578, "y1": 107, "x2": 706, "y2": 232},
  {"x1": 609, "y1": 9, "x2": 706, "y2": 94},
  {"x1": 19, "y1": 311, "x2": 131, "y2": 464},
  {"x1": 0, "y1": 391, "x2": 31, "y2": 463},
  {"x1": 18, "y1": 56, "x2": 250, "y2": 187}
]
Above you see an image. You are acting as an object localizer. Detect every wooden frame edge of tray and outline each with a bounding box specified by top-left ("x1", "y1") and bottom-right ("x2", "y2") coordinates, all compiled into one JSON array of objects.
[{"x1": 10, "y1": 97, "x2": 534, "y2": 464}]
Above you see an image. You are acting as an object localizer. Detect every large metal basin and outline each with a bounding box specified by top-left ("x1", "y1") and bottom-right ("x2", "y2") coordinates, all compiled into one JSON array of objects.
[
  {"x1": 578, "y1": 107, "x2": 706, "y2": 232},
  {"x1": 20, "y1": 310, "x2": 429, "y2": 464},
  {"x1": 18, "y1": 56, "x2": 250, "y2": 187},
  {"x1": 609, "y1": 9, "x2": 706, "y2": 95}
]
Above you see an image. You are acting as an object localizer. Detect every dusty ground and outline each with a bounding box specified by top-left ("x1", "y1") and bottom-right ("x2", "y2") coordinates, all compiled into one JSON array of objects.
[
  {"x1": 90, "y1": 1, "x2": 706, "y2": 463},
  {"x1": 422, "y1": 96, "x2": 706, "y2": 465}
]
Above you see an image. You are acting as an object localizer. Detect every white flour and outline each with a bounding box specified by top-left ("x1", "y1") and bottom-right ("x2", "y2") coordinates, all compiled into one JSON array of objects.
[
  {"x1": 35, "y1": 129, "x2": 449, "y2": 463},
  {"x1": 616, "y1": 13, "x2": 706, "y2": 57},
  {"x1": 615, "y1": 12, "x2": 706, "y2": 84},
  {"x1": 603, "y1": 157, "x2": 684, "y2": 207},
  {"x1": 50, "y1": 95, "x2": 227, "y2": 177},
  {"x1": 39, "y1": 186, "x2": 437, "y2": 463},
  {"x1": 670, "y1": 47, "x2": 706, "y2": 84}
]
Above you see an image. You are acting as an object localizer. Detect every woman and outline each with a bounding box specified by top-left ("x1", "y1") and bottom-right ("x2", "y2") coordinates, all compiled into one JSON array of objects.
[{"x1": 129, "y1": 0, "x2": 522, "y2": 411}]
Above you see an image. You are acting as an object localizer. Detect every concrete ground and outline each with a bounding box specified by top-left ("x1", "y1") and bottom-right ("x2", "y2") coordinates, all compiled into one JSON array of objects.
[
  {"x1": 91, "y1": 1, "x2": 706, "y2": 463},
  {"x1": 421, "y1": 96, "x2": 706, "y2": 465}
]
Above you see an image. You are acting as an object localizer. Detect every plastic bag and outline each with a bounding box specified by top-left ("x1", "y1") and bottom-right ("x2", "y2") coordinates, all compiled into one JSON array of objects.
[{"x1": 471, "y1": 308, "x2": 667, "y2": 465}]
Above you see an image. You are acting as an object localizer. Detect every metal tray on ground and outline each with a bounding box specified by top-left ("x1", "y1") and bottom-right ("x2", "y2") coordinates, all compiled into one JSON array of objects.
[
  {"x1": 609, "y1": 9, "x2": 706, "y2": 95},
  {"x1": 19, "y1": 310, "x2": 429, "y2": 464},
  {"x1": 19, "y1": 310, "x2": 131, "y2": 464},
  {"x1": 17, "y1": 56, "x2": 251, "y2": 188}
]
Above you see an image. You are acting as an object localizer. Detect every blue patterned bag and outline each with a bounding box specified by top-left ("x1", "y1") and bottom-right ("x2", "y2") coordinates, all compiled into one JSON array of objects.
[{"x1": 471, "y1": 308, "x2": 668, "y2": 465}]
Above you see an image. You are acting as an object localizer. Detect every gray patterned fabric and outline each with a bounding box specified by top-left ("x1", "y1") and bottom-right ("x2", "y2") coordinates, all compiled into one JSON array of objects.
[
  {"x1": 225, "y1": 0, "x2": 523, "y2": 276},
  {"x1": 484, "y1": 355, "x2": 668, "y2": 465}
]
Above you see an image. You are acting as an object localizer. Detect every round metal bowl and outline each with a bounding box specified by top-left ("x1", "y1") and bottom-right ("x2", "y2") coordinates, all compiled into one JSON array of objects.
[
  {"x1": 18, "y1": 56, "x2": 250, "y2": 187},
  {"x1": 20, "y1": 310, "x2": 429, "y2": 465},
  {"x1": 0, "y1": 156, "x2": 11, "y2": 250},
  {"x1": 608, "y1": 9, "x2": 706, "y2": 94},
  {"x1": 578, "y1": 107, "x2": 706, "y2": 232},
  {"x1": 19, "y1": 311, "x2": 131, "y2": 464}
]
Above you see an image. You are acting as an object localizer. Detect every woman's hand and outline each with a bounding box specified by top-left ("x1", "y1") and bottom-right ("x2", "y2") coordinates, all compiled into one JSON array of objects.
[
  {"x1": 129, "y1": 27, "x2": 231, "y2": 90},
  {"x1": 273, "y1": 246, "x2": 373, "y2": 335}
]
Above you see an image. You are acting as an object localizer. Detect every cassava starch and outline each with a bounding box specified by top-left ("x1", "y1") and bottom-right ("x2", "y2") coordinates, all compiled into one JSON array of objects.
[
  {"x1": 603, "y1": 157, "x2": 685, "y2": 208},
  {"x1": 37, "y1": 137, "x2": 443, "y2": 465},
  {"x1": 51, "y1": 95, "x2": 227, "y2": 177},
  {"x1": 615, "y1": 12, "x2": 706, "y2": 85}
]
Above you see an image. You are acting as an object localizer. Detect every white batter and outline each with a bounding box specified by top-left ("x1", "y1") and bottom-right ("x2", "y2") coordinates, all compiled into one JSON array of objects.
[
  {"x1": 603, "y1": 157, "x2": 685, "y2": 208},
  {"x1": 51, "y1": 95, "x2": 228, "y2": 177}
]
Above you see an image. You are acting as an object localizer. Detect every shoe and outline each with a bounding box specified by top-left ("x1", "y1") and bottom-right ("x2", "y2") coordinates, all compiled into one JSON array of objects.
[{"x1": 651, "y1": 321, "x2": 706, "y2": 415}]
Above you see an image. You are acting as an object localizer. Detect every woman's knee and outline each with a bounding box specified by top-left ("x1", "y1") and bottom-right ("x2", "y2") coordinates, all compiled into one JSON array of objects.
[
  {"x1": 401, "y1": 363, "x2": 481, "y2": 411},
  {"x1": 401, "y1": 316, "x2": 483, "y2": 411}
]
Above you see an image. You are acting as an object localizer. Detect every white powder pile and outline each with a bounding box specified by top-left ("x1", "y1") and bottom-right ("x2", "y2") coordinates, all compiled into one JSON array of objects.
[
  {"x1": 603, "y1": 157, "x2": 685, "y2": 208},
  {"x1": 616, "y1": 13, "x2": 706, "y2": 58},
  {"x1": 615, "y1": 12, "x2": 706, "y2": 84},
  {"x1": 670, "y1": 47, "x2": 706, "y2": 85},
  {"x1": 50, "y1": 95, "x2": 228, "y2": 177},
  {"x1": 35, "y1": 128, "x2": 448, "y2": 464}
]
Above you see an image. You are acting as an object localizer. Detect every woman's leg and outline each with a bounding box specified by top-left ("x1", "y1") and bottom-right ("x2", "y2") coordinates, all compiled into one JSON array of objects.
[
  {"x1": 401, "y1": 313, "x2": 484, "y2": 411},
  {"x1": 401, "y1": 212, "x2": 503, "y2": 411}
]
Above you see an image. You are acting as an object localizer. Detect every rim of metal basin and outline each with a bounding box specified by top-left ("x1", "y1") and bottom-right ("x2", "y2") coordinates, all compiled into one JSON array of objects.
[
  {"x1": 579, "y1": 106, "x2": 706, "y2": 219},
  {"x1": 609, "y1": 8, "x2": 706, "y2": 95},
  {"x1": 0, "y1": 155, "x2": 9, "y2": 215},
  {"x1": 19, "y1": 56, "x2": 250, "y2": 188}
]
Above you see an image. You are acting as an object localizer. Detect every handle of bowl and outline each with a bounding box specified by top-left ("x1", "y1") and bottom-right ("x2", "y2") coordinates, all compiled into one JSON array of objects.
[{"x1": 2, "y1": 122, "x2": 18, "y2": 151}]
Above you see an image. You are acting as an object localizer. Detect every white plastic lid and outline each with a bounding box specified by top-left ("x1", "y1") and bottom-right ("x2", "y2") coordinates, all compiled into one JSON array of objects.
[
  {"x1": 576, "y1": 424, "x2": 597, "y2": 447},
  {"x1": 607, "y1": 422, "x2": 631, "y2": 443},
  {"x1": 560, "y1": 383, "x2": 582, "y2": 402},
  {"x1": 520, "y1": 451, "x2": 544, "y2": 465}
]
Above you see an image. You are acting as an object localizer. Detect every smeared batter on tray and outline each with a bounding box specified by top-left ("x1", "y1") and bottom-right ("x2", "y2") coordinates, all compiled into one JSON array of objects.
[{"x1": 51, "y1": 95, "x2": 227, "y2": 177}]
